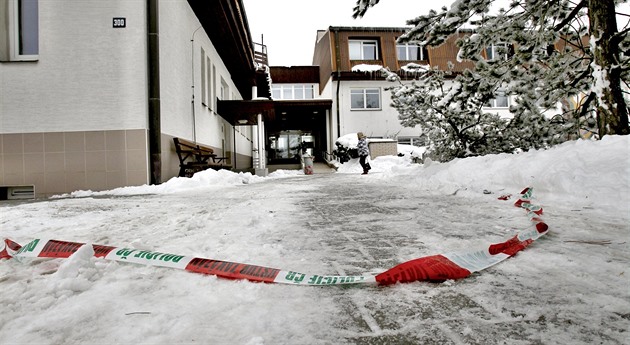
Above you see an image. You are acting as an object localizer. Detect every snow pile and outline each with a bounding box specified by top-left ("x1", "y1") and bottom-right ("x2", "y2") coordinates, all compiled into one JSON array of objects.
[
  {"x1": 339, "y1": 135, "x2": 629, "y2": 212},
  {"x1": 61, "y1": 168, "x2": 303, "y2": 198},
  {"x1": 351, "y1": 64, "x2": 384, "y2": 73},
  {"x1": 335, "y1": 132, "x2": 361, "y2": 149},
  {"x1": 55, "y1": 135, "x2": 628, "y2": 215}
]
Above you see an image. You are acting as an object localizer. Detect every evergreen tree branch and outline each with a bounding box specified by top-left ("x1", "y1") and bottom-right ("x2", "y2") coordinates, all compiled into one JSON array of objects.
[{"x1": 553, "y1": 0, "x2": 587, "y2": 32}]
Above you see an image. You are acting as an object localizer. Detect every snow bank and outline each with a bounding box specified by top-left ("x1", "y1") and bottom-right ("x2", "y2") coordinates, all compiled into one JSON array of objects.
[{"x1": 364, "y1": 135, "x2": 629, "y2": 212}]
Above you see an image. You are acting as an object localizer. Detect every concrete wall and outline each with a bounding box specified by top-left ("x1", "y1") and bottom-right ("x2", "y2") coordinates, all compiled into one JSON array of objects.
[{"x1": 368, "y1": 139, "x2": 397, "y2": 159}]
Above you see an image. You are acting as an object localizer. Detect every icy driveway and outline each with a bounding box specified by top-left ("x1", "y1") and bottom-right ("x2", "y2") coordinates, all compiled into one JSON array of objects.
[{"x1": 1, "y1": 170, "x2": 628, "y2": 345}]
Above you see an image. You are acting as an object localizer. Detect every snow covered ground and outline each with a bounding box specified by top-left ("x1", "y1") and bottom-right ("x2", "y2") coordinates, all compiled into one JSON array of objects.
[{"x1": 1, "y1": 136, "x2": 628, "y2": 344}]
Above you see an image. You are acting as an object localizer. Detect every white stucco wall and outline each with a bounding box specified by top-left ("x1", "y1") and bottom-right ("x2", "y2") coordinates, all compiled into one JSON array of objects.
[
  {"x1": 0, "y1": 0, "x2": 148, "y2": 133},
  {"x1": 158, "y1": 1, "x2": 250, "y2": 156},
  {"x1": 326, "y1": 78, "x2": 520, "y2": 141},
  {"x1": 334, "y1": 80, "x2": 422, "y2": 139}
]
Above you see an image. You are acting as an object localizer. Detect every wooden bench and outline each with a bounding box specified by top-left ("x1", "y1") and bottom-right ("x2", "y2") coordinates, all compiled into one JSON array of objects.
[{"x1": 173, "y1": 137, "x2": 230, "y2": 177}]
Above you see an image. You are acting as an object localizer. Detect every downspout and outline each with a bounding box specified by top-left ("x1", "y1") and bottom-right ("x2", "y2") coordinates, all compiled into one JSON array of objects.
[
  {"x1": 147, "y1": 0, "x2": 161, "y2": 185},
  {"x1": 191, "y1": 26, "x2": 202, "y2": 142},
  {"x1": 333, "y1": 28, "x2": 341, "y2": 139}
]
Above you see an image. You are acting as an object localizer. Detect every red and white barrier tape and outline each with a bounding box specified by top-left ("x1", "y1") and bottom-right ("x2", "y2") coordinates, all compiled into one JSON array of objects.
[{"x1": 1, "y1": 187, "x2": 547, "y2": 286}]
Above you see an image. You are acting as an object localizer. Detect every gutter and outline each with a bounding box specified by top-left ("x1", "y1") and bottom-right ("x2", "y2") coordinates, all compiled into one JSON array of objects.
[{"x1": 147, "y1": 0, "x2": 161, "y2": 184}]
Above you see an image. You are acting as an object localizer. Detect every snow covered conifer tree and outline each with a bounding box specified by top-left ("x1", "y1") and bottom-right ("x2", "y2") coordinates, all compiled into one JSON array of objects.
[{"x1": 354, "y1": 0, "x2": 629, "y2": 161}]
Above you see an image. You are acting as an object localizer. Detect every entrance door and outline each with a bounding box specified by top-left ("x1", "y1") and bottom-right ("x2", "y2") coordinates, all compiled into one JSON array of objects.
[{"x1": 268, "y1": 130, "x2": 312, "y2": 163}]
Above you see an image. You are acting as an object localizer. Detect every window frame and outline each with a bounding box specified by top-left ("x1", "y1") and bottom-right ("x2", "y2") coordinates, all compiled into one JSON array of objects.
[
  {"x1": 211, "y1": 56, "x2": 213, "y2": 109},
  {"x1": 396, "y1": 43, "x2": 427, "y2": 61},
  {"x1": 1, "y1": 0, "x2": 39, "y2": 61},
  {"x1": 484, "y1": 89, "x2": 509, "y2": 108},
  {"x1": 201, "y1": 49, "x2": 207, "y2": 106},
  {"x1": 485, "y1": 43, "x2": 509, "y2": 61},
  {"x1": 350, "y1": 88, "x2": 381, "y2": 110},
  {"x1": 271, "y1": 84, "x2": 315, "y2": 100},
  {"x1": 349, "y1": 39, "x2": 379, "y2": 60},
  {"x1": 220, "y1": 78, "x2": 229, "y2": 100}
]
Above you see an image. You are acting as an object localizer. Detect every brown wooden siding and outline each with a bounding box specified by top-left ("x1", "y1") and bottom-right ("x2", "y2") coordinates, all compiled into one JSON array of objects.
[
  {"x1": 329, "y1": 28, "x2": 475, "y2": 74},
  {"x1": 334, "y1": 31, "x2": 404, "y2": 71},
  {"x1": 428, "y1": 32, "x2": 476, "y2": 72},
  {"x1": 312, "y1": 30, "x2": 333, "y2": 94},
  {"x1": 270, "y1": 66, "x2": 320, "y2": 84}
]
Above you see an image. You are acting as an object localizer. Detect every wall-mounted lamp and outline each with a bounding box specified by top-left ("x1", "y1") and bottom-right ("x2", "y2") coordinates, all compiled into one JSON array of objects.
[{"x1": 237, "y1": 119, "x2": 248, "y2": 124}]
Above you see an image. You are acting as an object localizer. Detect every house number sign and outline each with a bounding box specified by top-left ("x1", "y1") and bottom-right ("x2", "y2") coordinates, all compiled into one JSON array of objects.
[{"x1": 113, "y1": 18, "x2": 126, "y2": 28}]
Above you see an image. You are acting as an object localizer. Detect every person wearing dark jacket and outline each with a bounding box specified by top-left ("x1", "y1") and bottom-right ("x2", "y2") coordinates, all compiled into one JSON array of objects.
[{"x1": 357, "y1": 132, "x2": 371, "y2": 175}]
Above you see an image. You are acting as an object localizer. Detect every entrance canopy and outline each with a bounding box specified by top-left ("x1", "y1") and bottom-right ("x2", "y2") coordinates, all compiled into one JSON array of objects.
[{"x1": 217, "y1": 99, "x2": 332, "y2": 126}]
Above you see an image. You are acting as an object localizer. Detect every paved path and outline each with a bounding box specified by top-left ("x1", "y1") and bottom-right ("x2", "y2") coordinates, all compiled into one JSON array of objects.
[
  {"x1": 260, "y1": 174, "x2": 525, "y2": 344},
  {"x1": 237, "y1": 172, "x2": 627, "y2": 345},
  {"x1": 3, "y1": 170, "x2": 627, "y2": 344}
]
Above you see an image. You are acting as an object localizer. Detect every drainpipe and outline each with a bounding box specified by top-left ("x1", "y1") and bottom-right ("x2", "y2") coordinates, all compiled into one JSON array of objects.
[
  {"x1": 191, "y1": 26, "x2": 202, "y2": 142},
  {"x1": 332, "y1": 27, "x2": 341, "y2": 140},
  {"x1": 335, "y1": 75, "x2": 341, "y2": 140},
  {"x1": 147, "y1": 0, "x2": 161, "y2": 185}
]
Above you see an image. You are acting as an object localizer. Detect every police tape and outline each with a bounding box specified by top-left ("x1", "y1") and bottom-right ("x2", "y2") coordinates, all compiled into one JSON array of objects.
[{"x1": 0, "y1": 187, "x2": 547, "y2": 286}]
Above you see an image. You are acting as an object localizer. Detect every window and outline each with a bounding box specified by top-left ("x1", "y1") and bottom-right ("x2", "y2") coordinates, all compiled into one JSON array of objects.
[
  {"x1": 349, "y1": 39, "x2": 378, "y2": 60},
  {"x1": 220, "y1": 78, "x2": 229, "y2": 100},
  {"x1": 397, "y1": 43, "x2": 427, "y2": 61},
  {"x1": 485, "y1": 89, "x2": 509, "y2": 108},
  {"x1": 201, "y1": 49, "x2": 206, "y2": 106},
  {"x1": 212, "y1": 65, "x2": 217, "y2": 108},
  {"x1": 485, "y1": 43, "x2": 510, "y2": 61},
  {"x1": 1, "y1": 0, "x2": 39, "y2": 61},
  {"x1": 351, "y1": 88, "x2": 381, "y2": 110},
  {"x1": 206, "y1": 57, "x2": 212, "y2": 109},
  {"x1": 397, "y1": 136, "x2": 426, "y2": 146},
  {"x1": 271, "y1": 84, "x2": 314, "y2": 100}
]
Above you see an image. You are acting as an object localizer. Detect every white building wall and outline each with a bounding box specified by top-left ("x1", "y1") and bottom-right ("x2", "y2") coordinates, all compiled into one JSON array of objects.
[
  {"x1": 159, "y1": 1, "x2": 248, "y2": 155},
  {"x1": 318, "y1": 76, "x2": 337, "y2": 150},
  {"x1": 0, "y1": 0, "x2": 148, "y2": 133},
  {"x1": 336, "y1": 80, "x2": 422, "y2": 139}
]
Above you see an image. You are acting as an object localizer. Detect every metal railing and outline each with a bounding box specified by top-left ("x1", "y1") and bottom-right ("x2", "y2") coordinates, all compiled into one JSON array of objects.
[
  {"x1": 321, "y1": 151, "x2": 336, "y2": 163},
  {"x1": 254, "y1": 42, "x2": 268, "y2": 66}
]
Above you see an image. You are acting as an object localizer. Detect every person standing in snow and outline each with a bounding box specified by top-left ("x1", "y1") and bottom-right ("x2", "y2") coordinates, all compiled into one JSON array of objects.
[{"x1": 357, "y1": 132, "x2": 371, "y2": 175}]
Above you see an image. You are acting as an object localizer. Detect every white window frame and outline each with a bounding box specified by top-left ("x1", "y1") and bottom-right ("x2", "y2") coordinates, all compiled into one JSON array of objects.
[
  {"x1": 212, "y1": 65, "x2": 217, "y2": 109},
  {"x1": 211, "y1": 56, "x2": 213, "y2": 109},
  {"x1": 1, "y1": 0, "x2": 39, "y2": 61},
  {"x1": 220, "y1": 78, "x2": 229, "y2": 100},
  {"x1": 397, "y1": 43, "x2": 426, "y2": 61},
  {"x1": 484, "y1": 89, "x2": 509, "y2": 108},
  {"x1": 271, "y1": 84, "x2": 314, "y2": 100},
  {"x1": 349, "y1": 39, "x2": 378, "y2": 60},
  {"x1": 397, "y1": 136, "x2": 426, "y2": 147},
  {"x1": 485, "y1": 43, "x2": 509, "y2": 61},
  {"x1": 350, "y1": 88, "x2": 381, "y2": 110},
  {"x1": 201, "y1": 49, "x2": 207, "y2": 106}
]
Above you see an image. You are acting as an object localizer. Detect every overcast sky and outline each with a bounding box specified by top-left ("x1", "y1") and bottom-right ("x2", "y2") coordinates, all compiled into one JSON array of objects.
[
  {"x1": 242, "y1": 0, "x2": 630, "y2": 67},
  {"x1": 242, "y1": 0, "x2": 437, "y2": 66}
]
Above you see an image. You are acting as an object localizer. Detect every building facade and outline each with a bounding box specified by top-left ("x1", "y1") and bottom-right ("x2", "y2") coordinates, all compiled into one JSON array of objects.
[
  {"x1": 2, "y1": 1, "x2": 550, "y2": 199},
  {"x1": 1, "y1": 0, "x2": 268, "y2": 198},
  {"x1": 311, "y1": 26, "x2": 520, "y2": 150}
]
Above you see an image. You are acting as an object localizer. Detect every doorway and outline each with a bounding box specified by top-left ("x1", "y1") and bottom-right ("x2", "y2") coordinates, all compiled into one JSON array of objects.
[{"x1": 268, "y1": 130, "x2": 314, "y2": 164}]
